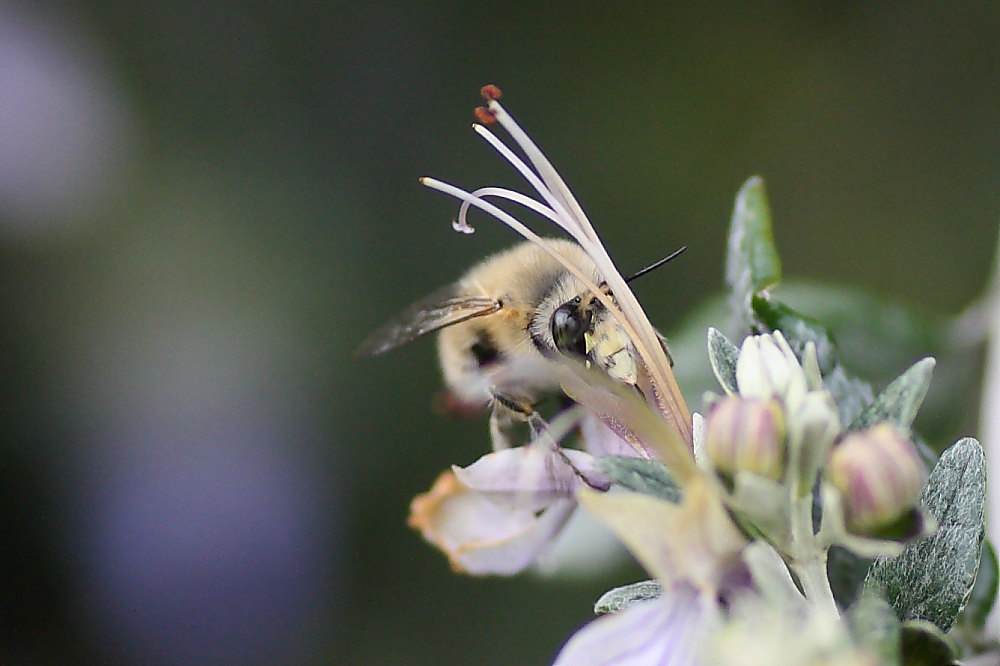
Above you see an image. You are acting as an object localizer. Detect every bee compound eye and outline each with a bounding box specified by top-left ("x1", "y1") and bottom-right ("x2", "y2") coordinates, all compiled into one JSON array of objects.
[{"x1": 551, "y1": 304, "x2": 588, "y2": 359}]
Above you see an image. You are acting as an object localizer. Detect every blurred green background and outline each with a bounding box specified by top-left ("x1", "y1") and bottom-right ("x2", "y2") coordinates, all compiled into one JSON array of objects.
[{"x1": 1, "y1": 1, "x2": 997, "y2": 664}]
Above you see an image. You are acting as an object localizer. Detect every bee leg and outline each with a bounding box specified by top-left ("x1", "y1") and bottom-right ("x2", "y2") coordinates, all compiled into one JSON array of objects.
[
  {"x1": 488, "y1": 408, "x2": 516, "y2": 451},
  {"x1": 489, "y1": 391, "x2": 546, "y2": 449}
]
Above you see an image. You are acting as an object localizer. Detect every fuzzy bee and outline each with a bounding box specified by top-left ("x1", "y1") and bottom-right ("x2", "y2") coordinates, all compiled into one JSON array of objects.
[{"x1": 359, "y1": 239, "x2": 681, "y2": 430}]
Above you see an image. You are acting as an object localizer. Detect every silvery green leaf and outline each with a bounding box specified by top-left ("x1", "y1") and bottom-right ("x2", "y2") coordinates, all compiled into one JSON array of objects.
[
  {"x1": 899, "y1": 620, "x2": 959, "y2": 666},
  {"x1": 864, "y1": 438, "x2": 986, "y2": 632},
  {"x1": 957, "y1": 539, "x2": 998, "y2": 632},
  {"x1": 707, "y1": 327, "x2": 740, "y2": 394},
  {"x1": 596, "y1": 457, "x2": 682, "y2": 503},
  {"x1": 848, "y1": 595, "x2": 901, "y2": 665},
  {"x1": 849, "y1": 358, "x2": 936, "y2": 432},
  {"x1": 823, "y1": 365, "x2": 876, "y2": 427},
  {"x1": 725, "y1": 176, "x2": 781, "y2": 332},
  {"x1": 593, "y1": 579, "x2": 662, "y2": 615}
]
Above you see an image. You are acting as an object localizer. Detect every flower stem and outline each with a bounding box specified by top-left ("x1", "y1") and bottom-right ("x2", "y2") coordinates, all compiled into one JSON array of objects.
[
  {"x1": 788, "y1": 492, "x2": 840, "y2": 617},
  {"x1": 791, "y1": 552, "x2": 839, "y2": 618}
]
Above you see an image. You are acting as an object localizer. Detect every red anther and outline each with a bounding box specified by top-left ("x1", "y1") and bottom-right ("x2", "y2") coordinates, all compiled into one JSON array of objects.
[
  {"x1": 474, "y1": 106, "x2": 498, "y2": 125},
  {"x1": 480, "y1": 84, "x2": 503, "y2": 100}
]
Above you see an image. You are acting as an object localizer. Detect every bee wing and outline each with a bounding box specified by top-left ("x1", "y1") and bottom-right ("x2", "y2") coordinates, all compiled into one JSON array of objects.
[{"x1": 357, "y1": 284, "x2": 503, "y2": 357}]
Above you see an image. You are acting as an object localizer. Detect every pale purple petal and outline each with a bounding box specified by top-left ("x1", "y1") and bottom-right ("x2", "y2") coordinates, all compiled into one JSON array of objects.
[
  {"x1": 553, "y1": 584, "x2": 717, "y2": 666},
  {"x1": 453, "y1": 445, "x2": 607, "y2": 512},
  {"x1": 581, "y1": 414, "x2": 642, "y2": 458},
  {"x1": 454, "y1": 499, "x2": 576, "y2": 575},
  {"x1": 408, "y1": 471, "x2": 579, "y2": 575}
]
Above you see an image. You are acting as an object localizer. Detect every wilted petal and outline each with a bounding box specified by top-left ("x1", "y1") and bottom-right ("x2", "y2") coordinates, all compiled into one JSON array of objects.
[
  {"x1": 454, "y1": 445, "x2": 608, "y2": 512},
  {"x1": 553, "y1": 583, "x2": 717, "y2": 666},
  {"x1": 408, "y1": 470, "x2": 576, "y2": 575}
]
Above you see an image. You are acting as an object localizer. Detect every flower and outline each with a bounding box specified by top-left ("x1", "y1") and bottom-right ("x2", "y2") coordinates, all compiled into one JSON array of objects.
[
  {"x1": 553, "y1": 481, "x2": 748, "y2": 665},
  {"x1": 554, "y1": 583, "x2": 719, "y2": 666},
  {"x1": 708, "y1": 331, "x2": 841, "y2": 497},
  {"x1": 701, "y1": 593, "x2": 881, "y2": 666},
  {"x1": 407, "y1": 410, "x2": 637, "y2": 575}
]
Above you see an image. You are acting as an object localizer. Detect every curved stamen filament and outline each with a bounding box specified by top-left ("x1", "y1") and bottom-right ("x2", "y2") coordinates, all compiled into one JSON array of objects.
[
  {"x1": 472, "y1": 125, "x2": 580, "y2": 238},
  {"x1": 459, "y1": 187, "x2": 562, "y2": 231},
  {"x1": 422, "y1": 178, "x2": 620, "y2": 321}
]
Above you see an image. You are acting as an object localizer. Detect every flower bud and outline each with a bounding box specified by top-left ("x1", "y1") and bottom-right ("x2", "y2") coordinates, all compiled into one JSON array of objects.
[
  {"x1": 827, "y1": 424, "x2": 925, "y2": 536},
  {"x1": 706, "y1": 396, "x2": 786, "y2": 481},
  {"x1": 735, "y1": 332, "x2": 807, "y2": 408}
]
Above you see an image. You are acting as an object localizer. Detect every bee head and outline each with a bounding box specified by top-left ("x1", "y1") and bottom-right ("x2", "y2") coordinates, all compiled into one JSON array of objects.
[{"x1": 550, "y1": 295, "x2": 601, "y2": 360}]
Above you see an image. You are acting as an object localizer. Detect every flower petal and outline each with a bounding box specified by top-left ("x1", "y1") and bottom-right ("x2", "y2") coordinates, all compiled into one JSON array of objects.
[
  {"x1": 553, "y1": 584, "x2": 717, "y2": 666},
  {"x1": 408, "y1": 470, "x2": 577, "y2": 575},
  {"x1": 577, "y1": 481, "x2": 746, "y2": 589},
  {"x1": 453, "y1": 445, "x2": 607, "y2": 512},
  {"x1": 580, "y1": 414, "x2": 642, "y2": 458}
]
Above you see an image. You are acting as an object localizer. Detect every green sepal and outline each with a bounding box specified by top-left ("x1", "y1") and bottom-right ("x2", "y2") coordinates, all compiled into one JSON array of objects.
[
  {"x1": 707, "y1": 327, "x2": 739, "y2": 394},
  {"x1": 849, "y1": 358, "x2": 936, "y2": 432},
  {"x1": 899, "y1": 620, "x2": 959, "y2": 666},
  {"x1": 848, "y1": 594, "x2": 902, "y2": 665}
]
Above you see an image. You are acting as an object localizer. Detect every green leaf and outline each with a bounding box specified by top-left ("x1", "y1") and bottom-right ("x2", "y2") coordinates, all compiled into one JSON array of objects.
[
  {"x1": 899, "y1": 620, "x2": 959, "y2": 666},
  {"x1": 849, "y1": 358, "x2": 936, "y2": 432},
  {"x1": 864, "y1": 438, "x2": 987, "y2": 632},
  {"x1": 957, "y1": 539, "x2": 998, "y2": 632},
  {"x1": 666, "y1": 282, "x2": 954, "y2": 433},
  {"x1": 593, "y1": 579, "x2": 662, "y2": 615},
  {"x1": 597, "y1": 456, "x2": 682, "y2": 503},
  {"x1": 751, "y1": 295, "x2": 838, "y2": 370},
  {"x1": 707, "y1": 327, "x2": 740, "y2": 394},
  {"x1": 829, "y1": 545, "x2": 874, "y2": 609},
  {"x1": 725, "y1": 176, "x2": 781, "y2": 332},
  {"x1": 848, "y1": 595, "x2": 901, "y2": 665}
]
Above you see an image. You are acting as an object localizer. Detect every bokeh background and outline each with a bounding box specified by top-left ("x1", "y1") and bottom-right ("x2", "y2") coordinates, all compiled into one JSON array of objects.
[{"x1": 1, "y1": 1, "x2": 998, "y2": 664}]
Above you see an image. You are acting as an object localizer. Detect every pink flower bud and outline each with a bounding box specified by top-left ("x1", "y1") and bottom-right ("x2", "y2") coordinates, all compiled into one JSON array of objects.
[
  {"x1": 706, "y1": 396, "x2": 786, "y2": 481},
  {"x1": 827, "y1": 424, "x2": 925, "y2": 536}
]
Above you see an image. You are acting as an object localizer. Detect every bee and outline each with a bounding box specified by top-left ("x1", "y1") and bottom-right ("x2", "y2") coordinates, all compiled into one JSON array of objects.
[{"x1": 358, "y1": 239, "x2": 681, "y2": 430}]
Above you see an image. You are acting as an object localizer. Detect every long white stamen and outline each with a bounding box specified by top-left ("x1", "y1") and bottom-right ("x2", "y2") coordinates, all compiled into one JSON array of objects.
[
  {"x1": 459, "y1": 187, "x2": 563, "y2": 231},
  {"x1": 472, "y1": 125, "x2": 578, "y2": 234},
  {"x1": 487, "y1": 101, "x2": 599, "y2": 244},
  {"x1": 422, "y1": 178, "x2": 619, "y2": 317}
]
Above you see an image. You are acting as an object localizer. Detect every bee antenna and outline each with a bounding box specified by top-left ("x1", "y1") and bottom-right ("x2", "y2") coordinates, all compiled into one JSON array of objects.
[{"x1": 624, "y1": 246, "x2": 687, "y2": 283}]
